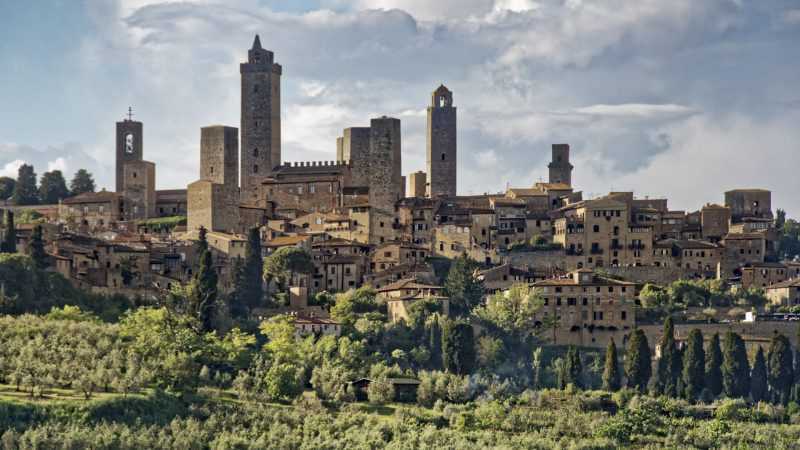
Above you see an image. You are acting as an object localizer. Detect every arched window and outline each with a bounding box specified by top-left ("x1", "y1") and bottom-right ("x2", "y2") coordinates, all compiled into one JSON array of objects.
[
  {"x1": 253, "y1": 164, "x2": 259, "y2": 173},
  {"x1": 253, "y1": 148, "x2": 259, "y2": 157}
]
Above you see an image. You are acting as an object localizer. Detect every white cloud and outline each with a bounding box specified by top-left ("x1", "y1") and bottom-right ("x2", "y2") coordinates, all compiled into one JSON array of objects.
[
  {"x1": 573, "y1": 104, "x2": 698, "y2": 120},
  {"x1": 47, "y1": 157, "x2": 68, "y2": 173},
  {"x1": 0, "y1": 159, "x2": 24, "y2": 178}
]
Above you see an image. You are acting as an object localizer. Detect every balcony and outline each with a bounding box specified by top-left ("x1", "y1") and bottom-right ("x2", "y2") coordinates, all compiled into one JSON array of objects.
[{"x1": 610, "y1": 243, "x2": 624, "y2": 250}]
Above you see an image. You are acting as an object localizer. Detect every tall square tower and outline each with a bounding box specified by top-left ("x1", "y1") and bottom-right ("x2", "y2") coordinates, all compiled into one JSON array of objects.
[
  {"x1": 240, "y1": 35, "x2": 282, "y2": 200},
  {"x1": 426, "y1": 85, "x2": 457, "y2": 198},
  {"x1": 116, "y1": 118, "x2": 143, "y2": 193},
  {"x1": 368, "y1": 116, "x2": 402, "y2": 213}
]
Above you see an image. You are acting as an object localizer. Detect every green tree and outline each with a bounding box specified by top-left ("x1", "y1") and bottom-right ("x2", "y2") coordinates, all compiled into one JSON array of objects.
[
  {"x1": 38, "y1": 170, "x2": 70, "y2": 204},
  {"x1": 442, "y1": 320, "x2": 475, "y2": 375},
  {"x1": 750, "y1": 346, "x2": 768, "y2": 403},
  {"x1": 262, "y1": 246, "x2": 314, "y2": 295},
  {"x1": 564, "y1": 345, "x2": 582, "y2": 389},
  {"x1": 767, "y1": 333, "x2": 794, "y2": 404},
  {"x1": 196, "y1": 226, "x2": 208, "y2": 254},
  {"x1": 443, "y1": 253, "x2": 484, "y2": 316},
  {"x1": 0, "y1": 177, "x2": 15, "y2": 200},
  {"x1": 428, "y1": 313, "x2": 443, "y2": 369},
  {"x1": 654, "y1": 317, "x2": 680, "y2": 397},
  {"x1": 625, "y1": 329, "x2": 651, "y2": 393},
  {"x1": 231, "y1": 227, "x2": 264, "y2": 317},
  {"x1": 12, "y1": 164, "x2": 38, "y2": 205},
  {"x1": 682, "y1": 328, "x2": 705, "y2": 401},
  {"x1": 602, "y1": 338, "x2": 621, "y2": 392},
  {"x1": 532, "y1": 346, "x2": 544, "y2": 389},
  {"x1": 69, "y1": 169, "x2": 95, "y2": 196},
  {"x1": 722, "y1": 331, "x2": 750, "y2": 398},
  {"x1": 28, "y1": 224, "x2": 47, "y2": 269},
  {"x1": 705, "y1": 333, "x2": 723, "y2": 398},
  {"x1": 192, "y1": 249, "x2": 218, "y2": 332},
  {"x1": 475, "y1": 283, "x2": 542, "y2": 342},
  {"x1": 1, "y1": 210, "x2": 16, "y2": 253}
]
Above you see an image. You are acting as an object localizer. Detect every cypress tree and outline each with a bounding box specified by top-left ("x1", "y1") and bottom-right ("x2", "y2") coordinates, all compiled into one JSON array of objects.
[
  {"x1": 682, "y1": 329, "x2": 705, "y2": 401},
  {"x1": 243, "y1": 227, "x2": 263, "y2": 312},
  {"x1": 192, "y1": 249, "x2": 218, "y2": 332},
  {"x1": 12, "y1": 164, "x2": 38, "y2": 205},
  {"x1": 625, "y1": 329, "x2": 652, "y2": 393},
  {"x1": 767, "y1": 333, "x2": 794, "y2": 404},
  {"x1": 428, "y1": 314, "x2": 442, "y2": 369},
  {"x1": 722, "y1": 331, "x2": 750, "y2": 398},
  {"x1": 654, "y1": 316, "x2": 679, "y2": 396},
  {"x1": 196, "y1": 226, "x2": 208, "y2": 254},
  {"x1": 751, "y1": 346, "x2": 768, "y2": 403},
  {"x1": 442, "y1": 321, "x2": 475, "y2": 375},
  {"x1": 565, "y1": 345, "x2": 582, "y2": 389},
  {"x1": 602, "y1": 338, "x2": 621, "y2": 391},
  {"x1": 29, "y1": 224, "x2": 47, "y2": 269},
  {"x1": 705, "y1": 333, "x2": 723, "y2": 398},
  {"x1": 1, "y1": 210, "x2": 16, "y2": 253}
]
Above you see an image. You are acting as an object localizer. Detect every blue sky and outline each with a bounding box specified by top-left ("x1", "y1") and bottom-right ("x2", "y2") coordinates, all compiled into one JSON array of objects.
[{"x1": 1, "y1": 0, "x2": 799, "y2": 215}]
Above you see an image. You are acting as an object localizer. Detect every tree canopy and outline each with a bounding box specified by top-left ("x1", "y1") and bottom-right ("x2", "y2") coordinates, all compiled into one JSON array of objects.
[{"x1": 69, "y1": 169, "x2": 96, "y2": 196}]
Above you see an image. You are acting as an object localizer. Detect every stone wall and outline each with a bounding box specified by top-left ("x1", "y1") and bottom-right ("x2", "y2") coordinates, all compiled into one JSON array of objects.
[
  {"x1": 343, "y1": 127, "x2": 371, "y2": 187},
  {"x1": 122, "y1": 160, "x2": 156, "y2": 220},
  {"x1": 115, "y1": 120, "x2": 143, "y2": 193}
]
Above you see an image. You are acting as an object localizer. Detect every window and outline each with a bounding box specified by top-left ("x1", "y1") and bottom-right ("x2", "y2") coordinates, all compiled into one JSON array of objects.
[
  {"x1": 253, "y1": 164, "x2": 259, "y2": 173},
  {"x1": 556, "y1": 298, "x2": 562, "y2": 306},
  {"x1": 441, "y1": 153, "x2": 446, "y2": 161},
  {"x1": 309, "y1": 184, "x2": 316, "y2": 194},
  {"x1": 297, "y1": 186, "x2": 303, "y2": 195},
  {"x1": 253, "y1": 148, "x2": 259, "y2": 157}
]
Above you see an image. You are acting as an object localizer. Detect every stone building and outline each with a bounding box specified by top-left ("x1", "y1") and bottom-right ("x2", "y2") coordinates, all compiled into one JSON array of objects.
[
  {"x1": 368, "y1": 116, "x2": 402, "y2": 213},
  {"x1": 700, "y1": 203, "x2": 730, "y2": 242},
  {"x1": 407, "y1": 171, "x2": 427, "y2": 198},
  {"x1": 240, "y1": 35, "x2": 282, "y2": 201},
  {"x1": 339, "y1": 127, "x2": 371, "y2": 187},
  {"x1": 122, "y1": 160, "x2": 156, "y2": 220},
  {"x1": 115, "y1": 118, "x2": 143, "y2": 193},
  {"x1": 765, "y1": 278, "x2": 800, "y2": 307},
  {"x1": 741, "y1": 262, "x2": 790, "y2": 289},
  {"x1": 59, "y1": 190, "x2": 123, "y2": 230},
  {"x1": 548, "y1": 144, "x2": 573, "y2": 186},
  {"x1": 530, "y1": 269, "x2": 636, "y2": 348},
  {"x1": 426, "y1": 85, "x2": 457, "y2": 198},
  {"x1": 187, "y1": 126, "x2": 240, "y2": 232},
  {"x1": 725, "y1": 189, "x2": 772, "y2": 222}
]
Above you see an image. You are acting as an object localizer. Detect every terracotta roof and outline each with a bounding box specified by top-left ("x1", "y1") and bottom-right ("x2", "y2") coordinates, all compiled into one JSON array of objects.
[
  {"x1": 62, "y1": 190, "x2": 120, "y2": 204},
  {"x1": 674, "y1": 239, "x2": 718, "y2": 250},
  {"x1": 766, "y1": 278, "x2": 800, "y2": 289},
  {"x1": 723, "y1": 233, "x2": 765, "y2": 240},
  {"x1": 534, "y1": 182, "x2": 572, "y2": 191},
  {"x1": 507, "y1": 187, "x2": 547, "y2": 197},
  {"x1": 377, "y1": 278, "x2": 443, "y2": 293},
  {"x1": 265, "y1": 235, "x2": 310, "y2": 247}
]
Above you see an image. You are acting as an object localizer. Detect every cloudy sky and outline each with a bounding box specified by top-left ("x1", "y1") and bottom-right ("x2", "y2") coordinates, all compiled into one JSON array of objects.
[{"x1": 1, "y1": 0, "x2": 799, "y2": 215}]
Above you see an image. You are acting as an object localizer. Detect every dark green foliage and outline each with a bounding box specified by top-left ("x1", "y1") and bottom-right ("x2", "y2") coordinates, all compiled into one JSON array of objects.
[
  {"x1": 442, "y1": 321, "x2": 475, "y2": 375},
  {"x1": 196, "y1": 226, "x2": 208, "y2": 254},
  {"x1": 767, "y1": 333, "x2": 794, "y2": 404},
  {"x1": 654, "y1": 317, "x2": 680, "y2": 396},
  {"x1": 776, "y1": 209, "x2": 800, "y2": 260},
  {"x1": 12, "y1": 164, "x2": 39, "y2": 205},
  {"x1": 231, "y1": 228, "x2": 263, "y2": 317},
  {"x1": 0, "y1": 176, "x2": 15, "y2": 200},
  {"x1": 192, "y1": 249, "x2": 218, "y2": 332},
  {"x1": 682, "y1": 329, "x2": 705, "y2": 400},
  {"x1": 625, "y1": 329, "x2": 651, "y2": 393},
  {"x1": 1, "y1": 210, "x2": 16, "y2": 253},
  {"x1": 262, "y1": 246, "x2": 314, "y2": 294},
  {"x1": 705, "y1": 333, "x2": 723, "y2": 398},
  {"x1": 722, "y1": 331, "x2": 750, "y2": 398},
  {"x1": 69, "y1": 169, "x2": 96, "y2": 196},
  {"x1": 29, "y1": 224, "x2": 47, "y2": 269},
  {"x1": 602, "y1": 339, "x2": 621, "y2": 391},
  {"x1": 564, "y1": 345, "x2": 582, "y2": 388},
  {"x1": 38, "y1": 170, "x2": 70, "y2": 204},
  {"x1": 750, "y1": 347, "x2": 768, "y2": 403},
  {"x1": 443, "y1": 254, "x2": 484, "y2": 316},
  {"x1": 428, "y1": 314, "x2": 443, "y2": 369}
]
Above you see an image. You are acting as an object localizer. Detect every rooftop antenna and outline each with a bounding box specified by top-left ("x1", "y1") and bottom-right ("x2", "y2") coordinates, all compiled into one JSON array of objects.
[{"x1": 127, "y1": 106, "x2": 134, "y2": 121}]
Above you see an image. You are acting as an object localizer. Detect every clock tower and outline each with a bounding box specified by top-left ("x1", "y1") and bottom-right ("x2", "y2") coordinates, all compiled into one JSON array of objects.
[{"x1": 116, "y1": 108, "x2": 143, "y2": 193}]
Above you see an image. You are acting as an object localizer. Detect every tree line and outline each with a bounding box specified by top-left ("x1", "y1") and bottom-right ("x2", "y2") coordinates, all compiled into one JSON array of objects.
[{"x1": 0, "y1": 164, "x2": 96, "y2": 205}]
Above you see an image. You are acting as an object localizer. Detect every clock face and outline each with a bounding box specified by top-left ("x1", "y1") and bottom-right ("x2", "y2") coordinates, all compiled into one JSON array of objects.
[{"x1": 125, "y1": 133, "x2": 135, "y2": 154}]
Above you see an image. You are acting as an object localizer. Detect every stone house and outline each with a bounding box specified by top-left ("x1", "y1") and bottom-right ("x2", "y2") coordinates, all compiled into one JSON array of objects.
[{"x1": 764, "y1": 278, "x2": 800, "y2": 307}]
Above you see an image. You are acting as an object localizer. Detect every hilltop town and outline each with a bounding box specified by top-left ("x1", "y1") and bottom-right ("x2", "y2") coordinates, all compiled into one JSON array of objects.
[{"x1": 2, "y1": 36, "x2": 798, "y2": 347}]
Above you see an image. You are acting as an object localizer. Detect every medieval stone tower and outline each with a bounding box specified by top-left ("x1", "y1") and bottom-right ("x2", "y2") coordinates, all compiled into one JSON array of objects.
[
  {"x1": 368, "y1": 116, "x2": 402, "y2": 212},
  {"x1": 240, "y1": 35, "x2": 282, "y2": 200},
  {"x1": 548, "y1": 144, "x2": 573, "y2": 186},
  {"x1": 426, "y1": 85, "x2": 457, "y2": 198},
  {"x1": 187, "y1": 126, "x2": 240, "y2": 232},
  {"x1": 115, "y1": 116, "x2": 143, "y2": 193}
]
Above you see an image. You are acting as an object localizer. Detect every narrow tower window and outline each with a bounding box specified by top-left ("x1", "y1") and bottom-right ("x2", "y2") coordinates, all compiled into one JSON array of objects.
[
  {"x1": 254, "y1": 84, "x2": 259, "y2": 93},
  {"x1": 441, "y1": 153, "x2": 446, "y2": 161},
  {"x1": 253, "y1": 164, "x2": 259, "y2": 174},
  {"x1": 253, "y1": 148, "x2": 259, "y2": 157}
]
